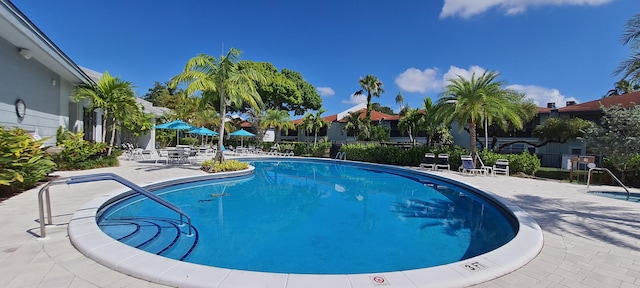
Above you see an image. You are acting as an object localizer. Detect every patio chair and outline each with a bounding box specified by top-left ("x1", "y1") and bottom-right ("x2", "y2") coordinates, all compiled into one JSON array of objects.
[
  {"x1": 419, "y1": 153, "x2": 436, "y2": 170},
  {"x1": 459, "y1": 156, "x2": 485, "y2": 175},
  {"x1": 474, "y1": 154, "x2": 493, "y2": 175},
  {"x1": 493, "y1": 159, "x2": 510, "y2": 176},
  {"x1": 155, "y1": 149, "x2": 169, "y2": 164},
  {"x1": 187, "y1": 150, "x2": 199, "y2": 164},
  {"x1": 435, "y1": 154, "x2": 450, "y2": 171}
]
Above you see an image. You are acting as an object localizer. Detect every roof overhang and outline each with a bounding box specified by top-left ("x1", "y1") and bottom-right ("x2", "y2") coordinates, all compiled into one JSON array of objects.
[{"x1": 0, "y1": 0, "x2": 93, "y2": 85}]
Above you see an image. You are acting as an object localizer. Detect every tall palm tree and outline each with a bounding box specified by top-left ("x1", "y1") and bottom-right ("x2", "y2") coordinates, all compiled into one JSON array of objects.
[
  {"x1": 74, "y1": 71, "x2": 137, "y2": 155},
  {"x1": 261, "y1": 109, "x2": 295, "y2": 144},
  {"x1": 398, "y1": 108, "x2": 424, "y2": 146},
  {"x1": 342, "y1": 110, "x2": 366, "y2": 140},
  {"x1": 432, "y1": 71, "x2": 527, "y2": 159},
  {"x1": 395, "y1": 92, "x2": 404, "y2": 111},
  {"x1": 170, "y1": 48, "x2": 265, "y2": 162},
  {"x1": 307, "y1": 109, "x2": 330, "y2": 147},
  {"x1": 615, "y1": 12, "x2": 640, "y2": 84},
  {"x1": 354, "y1": 75, "x2": 385, "y2": 124}
]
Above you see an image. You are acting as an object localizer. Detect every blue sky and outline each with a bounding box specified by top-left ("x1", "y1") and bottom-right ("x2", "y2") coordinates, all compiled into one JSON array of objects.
[{"x1": 12, "y1": 0, "x2": 638, "y2": 117}]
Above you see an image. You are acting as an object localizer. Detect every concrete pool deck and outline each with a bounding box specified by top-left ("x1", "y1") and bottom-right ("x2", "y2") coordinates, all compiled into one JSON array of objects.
[{"x1": 1, "y1": 157, "x2": 639, "y2": 287}]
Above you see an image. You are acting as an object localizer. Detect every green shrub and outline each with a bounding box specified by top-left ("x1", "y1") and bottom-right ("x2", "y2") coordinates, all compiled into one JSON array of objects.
[
  {"x1": 179, "y1": 137, "x2": 199, "y2": 146},
  {"x1": 52, "y1": 129, "x2": 120, "y2": 170},
  {"x1": 0, "y1": 126, "x2": 56, "y2": 194},
  {"x1": 201, "y1": 159, "x2": 249, "y2": 173},
  {"x1": 479, "y1": 150, "x2": 541, "y2": 175},
  {"x1": 340, "y1": 143, "x2": 466, "y2": 166}
]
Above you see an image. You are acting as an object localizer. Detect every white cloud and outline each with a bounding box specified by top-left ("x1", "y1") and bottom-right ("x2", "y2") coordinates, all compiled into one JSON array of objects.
[
  {"x1": 342, "y1": 92, "x2": 368, "y2": 105},
  {"x1": 395, "y1": 65, "x2": 490, "y2": 94},
  {"x1": 440, "y1": 0, "x2": 614, "y2": 19},
  {"x1": 442, "y1": 65, "x2": 487, "y2": 83},
  {"x1": 507, "y1": 84, "x2": 578, "y2": 107},
  {"x1": 395, "y1": 68, "x2": 442, "y2": 93},
  {"x1": 316, "y1": 87, "x2": 335, "y2": 97}
]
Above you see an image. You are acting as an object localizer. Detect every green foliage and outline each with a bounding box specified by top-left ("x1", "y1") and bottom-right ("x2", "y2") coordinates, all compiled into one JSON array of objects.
[
  {"x1": 201, "y1": 159, "x2": 249, "y2": 173},
  {"x1": 179, "y1": 137, "x2": 199, "y2": 146},
  {"x1": 478, "y1": 150, "x2": 541, "y2": 175},
  {"x1": 311, "y1": 140, "x2": 331, "y2": 157},
  {"x1": 0, "y1": 126, "x2": 56, "y2": 194},
  {"x1": 368, "y1": 126, "x2": 390, "y2": 142},
  {"x1": 533, "y1": 117, "x2": 592, "y2": 143},
  {"x1": 52, "y1": 129, "x2": 120, "y2": 170},
  {"x1": 583, "y1": 104, "x2": 640, "y2": 182},
  {"x1": 339, "y1": 143, "x2": 540, "y2": 175}
]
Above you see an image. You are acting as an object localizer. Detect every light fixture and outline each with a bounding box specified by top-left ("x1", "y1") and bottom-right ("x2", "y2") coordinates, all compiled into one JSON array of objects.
[{"x1": 18, "y1": 48, "x2": 32, "y2": 59}]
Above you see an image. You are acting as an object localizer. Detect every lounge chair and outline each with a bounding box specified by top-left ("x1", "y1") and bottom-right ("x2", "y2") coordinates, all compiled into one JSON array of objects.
[
  {"x1": 419, "y1": 153, "x2": 436, "y2": 170},
  {"x1": 435, "y1": 154, "x2": 450, "y2": 171},
  {"x1": 459, "y1": 156, "x2": 486, "y2": 175},
  {"x1": 493, "y1": 159, "x2": 509, "y2": 176},
  {"x1": 155, "y1": 149, "x2": 169, "y2": 164}
]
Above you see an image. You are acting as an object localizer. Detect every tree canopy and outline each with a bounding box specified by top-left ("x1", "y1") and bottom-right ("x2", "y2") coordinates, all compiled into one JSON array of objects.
[{"x1": 584, "y1": 104, "x2": 640, "y2": 182}]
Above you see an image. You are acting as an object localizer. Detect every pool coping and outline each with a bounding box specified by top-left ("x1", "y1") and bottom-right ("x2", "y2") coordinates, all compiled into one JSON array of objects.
[{"x1": 68, "y1": 159, "x2": 544, "y2": 288}]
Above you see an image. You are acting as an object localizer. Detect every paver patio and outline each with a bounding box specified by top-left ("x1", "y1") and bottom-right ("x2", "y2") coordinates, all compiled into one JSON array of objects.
[{"x1": 0, "y1": 157, "x2": 638, "y2": 287}]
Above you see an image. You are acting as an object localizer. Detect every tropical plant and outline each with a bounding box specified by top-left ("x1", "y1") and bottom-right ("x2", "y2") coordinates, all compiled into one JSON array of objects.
[
  {"x1": 614, "y1": 12, "x2": 640, "y2": 85},
  {"x1": 305, "y1": 109, "x2": 330, "y2": 147},
  {"x1": 73, "y1": 71, "x2": 139, "y2": 155},
  {"x1": 583, "y1": 104, "x2": 640, "y2": 182},
  {"x1": 604, "y1": 79, "x2": 640, "y2": 97},
  {"x1": 395, "y1": 92, "x2": 404, "y2": 111},
  {"x1": 169, "y1": 48, "x2": 265, "y2": 163},
  {"x1": 342, "y1": 110, "x2": 366, "y2": 139},
  {"x1": 260, "y1": 109, "x2": 295, "y2": 144},
  {"x1": 0, "y1": 126, "x2": 56, "y2": 194},
  {"x1": 432, "y1": 71, "x2": 529, "y2": 160},
  {"x1": 354, "y1": 74, "x2": 385, "y2": 125},
  {"x1": 398, "y1": 108, "x2": 424, "y2": 145},
  {"x1": 495, "y1": 117, "x2": 593, "y2": 153}
]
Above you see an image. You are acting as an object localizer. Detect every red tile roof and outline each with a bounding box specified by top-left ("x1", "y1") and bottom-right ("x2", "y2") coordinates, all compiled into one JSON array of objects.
[
  {"x1": 292, "y1": 115, "x2": 336, "y2": 125},
  {"x1": 337, "y1": 109, "x2": 400, "y2": 123},
  {"x1": 556, "y1": 91, "x2": 640, "y2": 113}
]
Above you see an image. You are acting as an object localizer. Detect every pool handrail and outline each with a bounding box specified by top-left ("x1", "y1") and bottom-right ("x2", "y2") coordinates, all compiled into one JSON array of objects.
[
  {"x1": 334, "y1": 151, "x2": 346, "y2": 160},
  {"x1": 587, "y1": 167, "x2": 630, "y2": 200},
  {"x1": 38, "y1": 173, "x2": 193, "y2": 238}
]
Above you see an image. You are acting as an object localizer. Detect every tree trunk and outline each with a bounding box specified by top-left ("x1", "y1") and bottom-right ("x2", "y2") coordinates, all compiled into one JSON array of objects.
[
  {"x1": 469, "y1": 121, "x2": 477, "y2": 164},
  {"x1": 107, "y1": 118, "x2": 117, "y2": 156},
  {"x1": 314, "y1": 131, "x2": 318, "y2": 148},
  {"x1": 102, "y1": 110, "x2": 108, "y2": 143},
  {"x1": 215, "y1": 89, "x2": 226, "y2": 163}
]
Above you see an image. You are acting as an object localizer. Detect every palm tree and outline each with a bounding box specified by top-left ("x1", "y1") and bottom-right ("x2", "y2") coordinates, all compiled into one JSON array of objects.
[
  {"x1": 170, "y1": 48, "x2": 265, "y2": 162},
  {"x1": 395, "y1": 92, "x2": 404, "y2": 111},
  {"x1": 354, "y1": 75, "x2": 385, "y2": 124},
  {"x1": 342, "y1": 110, "x2": 366, "y2": 140},
  {"x1": 432, "y1": 71, "x2": 527, "y2": 159},
  {"x1": 73, "y1": 71, "x2": 137, "y2": 156},
  {"x1": 615, "y1": 12, "x2": 640, "y2": 84},
  {"x1": 398, "y1": 108, "x2": 424, "y2": 146},
  {"x1": 261, "y1": 109, "x2": 295, "y2": 144},
  {"x1": 307, "y1": 109, "x2": 330, "y2": 147}
]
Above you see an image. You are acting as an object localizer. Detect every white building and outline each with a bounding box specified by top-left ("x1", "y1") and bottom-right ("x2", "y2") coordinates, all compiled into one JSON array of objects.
[{"x1": 0, "y1": 0, "x2": 94, "y2": 146}]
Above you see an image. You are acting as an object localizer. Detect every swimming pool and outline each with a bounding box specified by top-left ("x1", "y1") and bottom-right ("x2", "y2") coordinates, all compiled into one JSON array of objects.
[{"x1": 69, "y1": 158, "x2": 543, "y2": 287}]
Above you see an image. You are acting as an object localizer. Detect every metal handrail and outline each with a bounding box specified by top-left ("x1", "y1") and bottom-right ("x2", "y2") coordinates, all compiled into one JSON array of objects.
[
  {"x1": 38, "y1": 173, "x2": 193, "y2": 238},
  {"x1": 587, "y1": 167, "x2": 631, "y2": 200},
  {"x1": 334, "y1": 151, "x2": 346, "y2": 160}
]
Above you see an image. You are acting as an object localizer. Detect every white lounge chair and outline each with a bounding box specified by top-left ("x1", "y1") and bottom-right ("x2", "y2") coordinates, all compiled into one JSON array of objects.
[
  {"x1": 493, "y1": 159, "x2": 510, "y2": 176},
  {"x1": 435, "y1": 154, "x2": 450, "y2": 171},
  {"x1": 419, "y1": 153, "x2": 436, "y2": 170}
]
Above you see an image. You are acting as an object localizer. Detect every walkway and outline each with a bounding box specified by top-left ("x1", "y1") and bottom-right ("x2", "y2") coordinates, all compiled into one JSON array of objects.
[{"x1": 0, "y1": 158, "x2": 638, "y2": 287}]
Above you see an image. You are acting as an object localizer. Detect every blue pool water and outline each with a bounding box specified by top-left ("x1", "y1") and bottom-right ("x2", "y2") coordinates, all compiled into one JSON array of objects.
[{"x1": 97, "y1": 159, "x2": 517, "y2": 274}]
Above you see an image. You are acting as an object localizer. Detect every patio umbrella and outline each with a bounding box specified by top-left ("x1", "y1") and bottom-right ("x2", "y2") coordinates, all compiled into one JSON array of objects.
[
  {"x1": 229, "y1": 129, "x2": 255, "y2": 147},
  {"x1": 154, "y1": 120, "x2": 195, "y2": 145},
  {"x1": 188, "y1": 127, "x2": 219, "y2": 146}
]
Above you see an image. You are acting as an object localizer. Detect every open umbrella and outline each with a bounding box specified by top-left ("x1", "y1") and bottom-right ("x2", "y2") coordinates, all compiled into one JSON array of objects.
[
  {"x1": 229, "y1": 129, "x2": 255, "y2": 147},
  {"x1": 188, "y1": 127, "x2": 219, "y2": 146},
  {"x1": 154, "y1": 120, "x2": 195, "y2": 145}
]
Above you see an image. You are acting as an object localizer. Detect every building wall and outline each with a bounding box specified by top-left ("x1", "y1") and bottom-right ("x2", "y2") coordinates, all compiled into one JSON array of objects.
[{"x1": 0, "y1": 36, "x2": 72, "y2": 146}]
